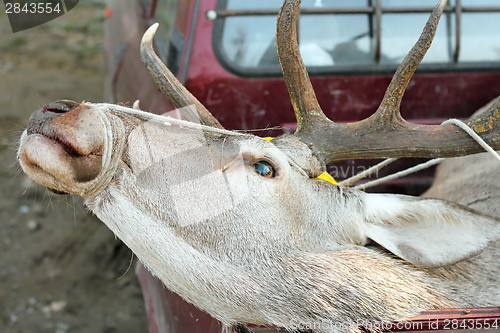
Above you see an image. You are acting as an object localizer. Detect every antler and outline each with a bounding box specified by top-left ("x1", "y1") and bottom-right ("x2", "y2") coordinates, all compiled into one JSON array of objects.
[
  {"x1": 277, "y1": 0, "x2": 500, "y2": 164},
  {"x1": 140, "y1": 23, "x2": 224, "y2": 129},
  {"x1": 276, "y1": 0, "x2": 330, "y2": 131}
]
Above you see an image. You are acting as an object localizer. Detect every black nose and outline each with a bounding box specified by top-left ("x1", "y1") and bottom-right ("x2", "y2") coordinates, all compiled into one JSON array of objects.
[
  {"x1": 43, "y1": 100, "x2": 79, "y2": 114},
  {"x1": 27, "y1": 100, "x2": 81, "y2": 136}
]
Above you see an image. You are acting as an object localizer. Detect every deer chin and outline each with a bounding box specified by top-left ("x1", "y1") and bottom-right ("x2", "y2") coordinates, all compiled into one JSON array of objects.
[{"x1": 18, "y1": 101, "x2": 106, "y2": 196}]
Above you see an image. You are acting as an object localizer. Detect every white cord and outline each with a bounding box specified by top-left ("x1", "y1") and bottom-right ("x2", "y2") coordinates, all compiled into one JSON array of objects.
[
  {"x1": 90, "y1": 102, "x2": 247, "y2": 138},
  {"x1": 159, "y1": 117, "x2": 247, "y2": 137},
  {"x1": 352, "y1": 158, "x2": 444, "y2": 190},
  {"x1": 442, "y1": 118, "x2": 500, "y2": 162},
  {"x1": 338, "y1": 158, "x2": 397, "y2": 186}
]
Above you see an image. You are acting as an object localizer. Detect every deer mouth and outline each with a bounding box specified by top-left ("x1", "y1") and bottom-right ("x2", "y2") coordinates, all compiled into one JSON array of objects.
[
  {"x1": 31, "y1": 130, "x2": 91, "y2": 158},
  {"x1": 18, "y1": 101, "x2": 106, "y2": 194}
]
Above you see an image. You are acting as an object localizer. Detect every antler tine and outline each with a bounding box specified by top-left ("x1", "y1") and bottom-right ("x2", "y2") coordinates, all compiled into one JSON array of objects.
[
  {"x1": 140, "y1": 24, "x2": 224, "y2": 129},
  {"x1": 369, "y1": 0, "x2": 448, "y2": 127},
  {"x1": 276, "y1": 0, "x2": 334, "y2": 133}
]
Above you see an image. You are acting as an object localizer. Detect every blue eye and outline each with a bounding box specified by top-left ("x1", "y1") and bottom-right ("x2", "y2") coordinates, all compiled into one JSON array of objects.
[{"x1": 253, "y1": 161, "x2": 275, "y2": 178}]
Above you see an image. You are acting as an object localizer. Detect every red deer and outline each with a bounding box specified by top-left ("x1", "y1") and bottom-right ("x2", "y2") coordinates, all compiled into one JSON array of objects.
[{"x1": 17, "y1": 0, "x2": 500, "y2": 332}]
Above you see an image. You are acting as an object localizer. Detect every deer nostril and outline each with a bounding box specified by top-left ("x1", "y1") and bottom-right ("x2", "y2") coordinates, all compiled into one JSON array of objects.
[
  {"x1": 44, "y1": 105, "x2": 69, "y2": 114},
  {"x1": 43, "y1": 100, "x2": 79, "y2": 114}
]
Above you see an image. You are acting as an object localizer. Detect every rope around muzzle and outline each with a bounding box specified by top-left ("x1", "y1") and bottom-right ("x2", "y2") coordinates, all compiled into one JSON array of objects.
[{"x1": 81, "y1": 109, "x2": 126, "y2": 198}]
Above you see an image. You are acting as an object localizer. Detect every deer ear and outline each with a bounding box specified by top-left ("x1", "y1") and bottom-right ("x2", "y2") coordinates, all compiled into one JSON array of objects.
[{"x1": 362, "y1": 194, "x2": 500, "y2": 268}]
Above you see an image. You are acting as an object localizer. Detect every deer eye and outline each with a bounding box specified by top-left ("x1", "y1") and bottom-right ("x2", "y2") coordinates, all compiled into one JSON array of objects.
[{"x1": 252, "y1": 161, "x2": 275, "y2": 178}]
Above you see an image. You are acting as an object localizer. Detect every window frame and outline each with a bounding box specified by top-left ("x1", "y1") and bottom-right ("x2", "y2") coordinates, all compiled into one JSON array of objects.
[{"x1": 210, "y1": 0, "x2": 500, "y2": 78}]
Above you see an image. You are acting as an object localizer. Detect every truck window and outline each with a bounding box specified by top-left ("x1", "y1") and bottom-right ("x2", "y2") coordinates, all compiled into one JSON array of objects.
[{"x1": 210, "y1": 0, "x2": 500, "y2": 76}]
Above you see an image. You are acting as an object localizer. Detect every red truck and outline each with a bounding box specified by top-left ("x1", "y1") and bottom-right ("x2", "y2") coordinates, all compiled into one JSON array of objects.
[{"x1": 104, "y1": 0, "x2": 500, "y2": 332}]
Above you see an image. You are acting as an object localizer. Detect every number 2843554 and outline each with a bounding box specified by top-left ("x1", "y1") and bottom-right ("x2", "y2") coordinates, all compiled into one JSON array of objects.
[{"x1": 5, "y1": 2, "x2": 62, "y2": 14}]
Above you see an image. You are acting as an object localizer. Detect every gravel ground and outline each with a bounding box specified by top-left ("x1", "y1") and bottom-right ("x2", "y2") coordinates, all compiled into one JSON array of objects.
[{"x1": 0, "y1": 3, "x2": 149, "y2": 332}]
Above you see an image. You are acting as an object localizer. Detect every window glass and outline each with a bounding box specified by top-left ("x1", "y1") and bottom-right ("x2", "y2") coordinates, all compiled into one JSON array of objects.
[
  {"x1": 222, "y1": 0, "x2": 373, "y2": 68},
  {"x1": 221, "y1": 16, "x2": 276, "y2": 67},
  {"x1": 226, "y1": 0, "x2": 280, "y2": 10},
  {"x1": 217, "y1": 0, "x2": 500, "y2": 74},
  {"x1": 380, "y1": 13, "x2": 455, "y2": 64},
  {"x1": 299, "y1": 14, "x2": 372, "y2": 66},
  {"x1": 226, "y1": 0, "x2": 367, "y2": 10},
  {"x1": 300, "y1": 0, "x2": 367, "y2": 8},
  {"x1": 460, "y1": 13, "x2": 500, "y2": 62},
  {"x1": 381, "y1": 0, "x2": 454, "y2": 7},
  {"x1": 462, "y1": 0, "x2": 499, "y2": 5}
]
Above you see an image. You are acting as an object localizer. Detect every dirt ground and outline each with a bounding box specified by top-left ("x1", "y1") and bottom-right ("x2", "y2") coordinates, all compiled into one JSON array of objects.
[{"x1": 0, "y1": 3, "x2": 149, "y2": 333}]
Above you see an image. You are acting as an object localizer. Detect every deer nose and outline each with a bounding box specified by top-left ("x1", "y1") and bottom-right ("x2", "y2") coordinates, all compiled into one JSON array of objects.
[
  {"x1": 43, "y1": 100, "x2": 80, "y2": 114},
  {"x1": 25, "y1": 100, "x2": 105, "y2": 157},
  {"x1": 26, "y1": 100, "x2": 81, "y2": 136},
  {"x1": 19, "y1": 100, "x2": 106, "y2": 193}
]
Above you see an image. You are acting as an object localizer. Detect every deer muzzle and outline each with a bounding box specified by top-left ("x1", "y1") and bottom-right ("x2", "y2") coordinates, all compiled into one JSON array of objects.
[{"x1": 18, "y1": 100, "x2": 105, "y2": 194}]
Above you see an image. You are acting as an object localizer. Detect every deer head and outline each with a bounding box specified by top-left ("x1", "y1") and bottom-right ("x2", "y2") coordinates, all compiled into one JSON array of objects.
[{"x1": 18, "y1": 0, "x2": 500, "y2": 330}]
